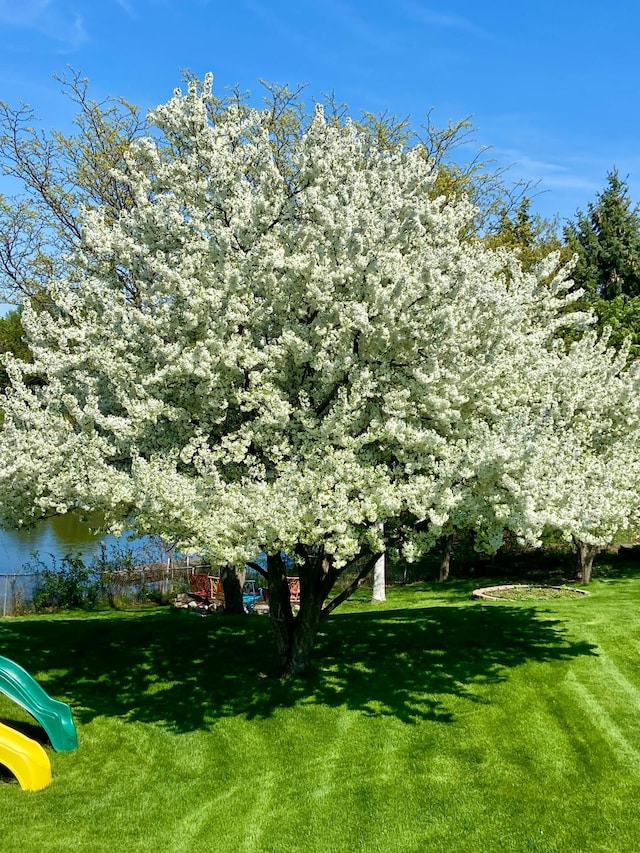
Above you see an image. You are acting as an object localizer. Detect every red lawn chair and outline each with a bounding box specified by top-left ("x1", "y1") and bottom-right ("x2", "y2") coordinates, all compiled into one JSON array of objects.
[
  {"x1": 287, "y1": 577, "x2": 300, "y2": 603},
  {"x1": 189, "y1": 572, "x2": 210, "y2": 603}
]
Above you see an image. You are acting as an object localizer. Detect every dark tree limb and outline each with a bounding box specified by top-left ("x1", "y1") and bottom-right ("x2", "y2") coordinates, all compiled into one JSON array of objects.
[
  {"x1": 321, "y1": 552, "x2": 379, "y2": 618},
  {"x1": 246, "y1": 560, "x2": 268, "y2": 580}
]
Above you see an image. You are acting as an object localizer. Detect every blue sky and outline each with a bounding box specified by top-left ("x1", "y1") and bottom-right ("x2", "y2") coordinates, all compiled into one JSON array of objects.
[{"x1": 0, "y1": 0, "x2": 639, "y2": 225}]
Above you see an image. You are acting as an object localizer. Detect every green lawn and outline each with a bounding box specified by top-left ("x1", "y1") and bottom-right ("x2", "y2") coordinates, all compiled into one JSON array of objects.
[{"x1": 1, "y1": 567, "x2": 640, "y2": 852}]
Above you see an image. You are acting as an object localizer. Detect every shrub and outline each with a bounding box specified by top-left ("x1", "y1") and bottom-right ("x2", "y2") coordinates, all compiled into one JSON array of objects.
[{"x1": 29, "y1": 552, "x2": 97, "y2": 611}]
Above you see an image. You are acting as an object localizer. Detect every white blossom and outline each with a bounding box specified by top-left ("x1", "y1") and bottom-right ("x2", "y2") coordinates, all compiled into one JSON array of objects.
[{"x1": 1, "y1": 78, "x2": 639, "y2": 566}]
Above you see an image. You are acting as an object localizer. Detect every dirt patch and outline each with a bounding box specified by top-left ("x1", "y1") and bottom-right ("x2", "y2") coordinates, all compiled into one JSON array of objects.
[{"x1": 472, "y1": 584, "x2": 590, "y2": 602}]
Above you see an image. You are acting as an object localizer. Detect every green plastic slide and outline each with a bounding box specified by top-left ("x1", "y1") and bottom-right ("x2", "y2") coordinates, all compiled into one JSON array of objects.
[{"x1": 0, "y1": 655, "x2": 78, "y2": 752}]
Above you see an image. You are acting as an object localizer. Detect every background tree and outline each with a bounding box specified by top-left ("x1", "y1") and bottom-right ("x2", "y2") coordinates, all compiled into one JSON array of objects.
[
  {"x1": 487, "y1": 197, "x2": 568, "y2": 272},
  {"x1": 564, "y1": 170, "x2": 640, "y2": 357},
  {"x1": 565, "y1": 169, "x2": 640, "y2": 301},
  {"x1": 0, "y1": 69, "x2": 146, "y2": 304},
  {"x1": 416, "y1": 112, "x2": 536, "y2": 239},
  {"x1": 0, "y1": 308, "x2": 30, "y2": 390},
  {"x1": 488, "y1": 331, "x2": 640, "y2": 583}
]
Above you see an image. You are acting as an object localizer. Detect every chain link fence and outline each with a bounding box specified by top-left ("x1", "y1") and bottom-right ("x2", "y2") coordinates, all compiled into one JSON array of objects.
[
  {"x1": 0, "y1": 561, "x2": 193, "y2": 616},
  {"x1": 0, "y1": 573, "x2": 32, "y2": 616}
]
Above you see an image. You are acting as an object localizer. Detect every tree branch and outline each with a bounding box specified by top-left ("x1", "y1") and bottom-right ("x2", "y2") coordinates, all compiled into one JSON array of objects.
[
  {"x1": 247, "y1": 560, "x2": 268, "y2": 580},
  {"x1": 321, "y1": 552, "x2": 380, "y2": 618}
]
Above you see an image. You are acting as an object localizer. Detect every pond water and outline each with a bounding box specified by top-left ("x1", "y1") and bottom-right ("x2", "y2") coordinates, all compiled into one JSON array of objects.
[{"x1": 0, "y1": 514, "x2": 153, "y2": 575}]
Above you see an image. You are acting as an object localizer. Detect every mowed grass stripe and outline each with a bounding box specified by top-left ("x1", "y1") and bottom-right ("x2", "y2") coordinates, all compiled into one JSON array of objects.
[{"x1": 1, "y1": 570, "x2": 640, "y2": 850}]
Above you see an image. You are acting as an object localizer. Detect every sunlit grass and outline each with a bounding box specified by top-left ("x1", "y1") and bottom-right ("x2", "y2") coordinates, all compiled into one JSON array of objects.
[{"x1": 1, "y1": 562, "x2": 640, "y2": 851}]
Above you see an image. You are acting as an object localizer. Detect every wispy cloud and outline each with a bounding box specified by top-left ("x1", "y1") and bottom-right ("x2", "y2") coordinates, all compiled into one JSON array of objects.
[
  {"x1": 0, "y1": 0, "x2": 88, "y2": 49},
  {"x1": 0, "y1": 0, "x2": 52, "y2": 27},
  {"x1": 113, "y1": 0, "x2": 137, "y2": 19},
  {"x1": 242, "y1": 0, "x2": 316, "y2": 59},
  {"x1": 496, "y1": 150, "x2": 602, "y2": 192},
  {"x1": 320, "y1": 0, "x2": 400, "y2": 53},
  {"x1": 401, "y1": 1, "x2": 495, "y2": 40}
]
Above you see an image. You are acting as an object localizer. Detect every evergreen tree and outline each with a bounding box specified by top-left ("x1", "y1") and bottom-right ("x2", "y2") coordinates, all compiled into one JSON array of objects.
[
  {"x1": 565, "y1": 169, "x2": 640, "y2": 300},
  {"x1": 564, "y1": 170, "x2": 640, "y2": 358}
]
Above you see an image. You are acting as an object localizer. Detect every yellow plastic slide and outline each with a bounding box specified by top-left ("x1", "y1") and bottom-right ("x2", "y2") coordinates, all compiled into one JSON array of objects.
[{"x1": 0, "y1": 721, "x2": 51, "y2": 791}]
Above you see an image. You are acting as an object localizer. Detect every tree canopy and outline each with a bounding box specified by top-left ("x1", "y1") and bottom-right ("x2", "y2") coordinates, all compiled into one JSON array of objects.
[
  {"x1": 0, "y1": 70, "x2": 538, "y2": 307},
  {"x1": 487, "y1": 197, "x2": 568, "y2": 273},
  {"x1": 0, "y1": 308, "x2": 30, "y2": 389},
  {"x1": 564, "y1": 170, "x2": 640, "y2": 358},
  {"x1": 1, "y1": 76, "x2": 639, "y2": 672},
  {"x1": 0, "y1": 70, "x2": 146, "y2": 305},
  {"x1": 565, "y1": 169, "x2": 640, "y2": 301}
]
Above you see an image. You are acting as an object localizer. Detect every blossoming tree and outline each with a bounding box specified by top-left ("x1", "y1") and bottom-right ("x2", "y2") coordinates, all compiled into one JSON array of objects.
[
  {"x1": 503, "y1": 332, "x2": 640, "y2": 582},
  {"x1": 1, "y1": 77, "x2": 639, "y2": 673}
]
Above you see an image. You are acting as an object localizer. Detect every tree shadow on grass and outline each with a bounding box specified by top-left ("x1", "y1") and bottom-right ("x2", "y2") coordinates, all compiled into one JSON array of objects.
[{"x1": 0, "y1": 603, "x2": 596, "y2": 731}]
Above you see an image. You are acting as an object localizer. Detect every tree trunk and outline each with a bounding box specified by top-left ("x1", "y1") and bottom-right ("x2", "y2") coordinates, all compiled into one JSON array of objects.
[
  {"x1": 439, "y1": 533, "x2": 453, "y2": 582},
  {"x1": 288, "y1": 580, "x2": 327, "y2": 674},
  {"x1": 572, "y1": 536, "x2": 599, "y2": 584},
  {"x1": 221, "y1": 564, "x2": 246, "y2": 614},
  {"x1": 371, "y1": 552, "x2": 386, "y2": 602},
  {"x1": 267, "y1": 552, "x2": 296, "y2": 671},
  {"x1": 267, "y1": 547, "x2": 337, "y2": 676}
]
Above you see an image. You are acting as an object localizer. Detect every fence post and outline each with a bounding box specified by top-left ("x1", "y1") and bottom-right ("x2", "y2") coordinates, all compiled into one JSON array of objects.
[{"x1": 2, "y1": 576, "x2": 7, "y2": 617}]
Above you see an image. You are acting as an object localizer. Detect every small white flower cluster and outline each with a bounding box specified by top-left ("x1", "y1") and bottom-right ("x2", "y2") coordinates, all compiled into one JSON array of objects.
[{"x1": 1, "y1": 78, "x2": 639, "y2": 567}]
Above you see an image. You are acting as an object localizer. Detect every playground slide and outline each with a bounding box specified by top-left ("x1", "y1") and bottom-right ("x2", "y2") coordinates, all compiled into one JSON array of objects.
[
  {"x1": 0, "y1": 721, "x2": 51, "y2": 791},
  {"x1": 0, "y1": 655, "x2": 78, "y2": 752}
]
